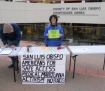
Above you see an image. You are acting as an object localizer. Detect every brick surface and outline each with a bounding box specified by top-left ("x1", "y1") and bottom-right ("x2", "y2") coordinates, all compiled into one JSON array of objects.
[
  {"x1": 5, "y1": 57, "x2": 11, "y2": 61},
  {"x1": 87, "y1": 69, "x2": 98, "y2": 75},
  {"x1": 98, "y1": 70, "x2": 105, "y2": 76},
  {"x1": 0, "y1": 56, "x2": 8, "y2": 60},
  {"x1": 76, "y1": 68, "x2": 86, "y2": 73}
]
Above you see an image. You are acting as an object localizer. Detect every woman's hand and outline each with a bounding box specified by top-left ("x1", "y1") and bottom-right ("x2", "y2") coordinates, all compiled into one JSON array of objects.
[
  {"x1": 4, "y1": 44, "x2": 9, "y2": 48},
  {"x1": 46, "y1": 33, "x2": 49, "y2": 37},
  {"x1": 10, "y1": 45, "x2": 15, "y2": 48},
  {"x1": 60, "y1": 34, "x2": 62, "y2": 37}
]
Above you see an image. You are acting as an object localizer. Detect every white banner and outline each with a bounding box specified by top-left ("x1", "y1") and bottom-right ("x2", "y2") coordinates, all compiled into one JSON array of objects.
[
  {"x1": 21, "y1": 54, "x2": 66, "y2": 84},
  {"x1": 0, "y1": 2, "x2": 105, "y2": 24}
]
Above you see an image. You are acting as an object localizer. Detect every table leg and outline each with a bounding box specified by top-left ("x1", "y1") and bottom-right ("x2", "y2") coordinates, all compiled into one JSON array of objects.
[
  {"x1": 69, "y1": 54, "x2": 72, "y2": 71},
  {"x1": 13, "y1": 57, "x2": 16, "y2": 82},
  {"x1": 16, "y1": 57, "x2": 19, "y2": 73},
  {"x1": 72, "y1": 55, "x2": 77, "y2": 78},
  {"x1": 103, "y1": 55, "x2": 105, "y2": 70}
]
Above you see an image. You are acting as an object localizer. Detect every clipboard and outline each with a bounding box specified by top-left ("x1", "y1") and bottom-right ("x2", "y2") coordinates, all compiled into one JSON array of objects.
[
  {"x1": 0, "y1": 48, "x2": 13, "y2": 55},
  {"x1": 0, "y1": 47, "x2": 4, "y2": 53}
]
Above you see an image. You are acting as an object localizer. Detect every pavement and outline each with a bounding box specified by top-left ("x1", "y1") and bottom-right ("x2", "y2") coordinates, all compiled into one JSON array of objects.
[{"x1": 0, "y1": 39, "x2": 105, "y2": 91}]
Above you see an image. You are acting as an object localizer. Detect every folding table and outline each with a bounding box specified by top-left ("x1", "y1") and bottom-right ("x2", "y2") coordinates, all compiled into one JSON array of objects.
[
  {"x1": 0, "y1": 47, "x2": 21, "y2": 82},
  {"x1": 68, "y1": 46, "x2": 105, "y2": 78}
]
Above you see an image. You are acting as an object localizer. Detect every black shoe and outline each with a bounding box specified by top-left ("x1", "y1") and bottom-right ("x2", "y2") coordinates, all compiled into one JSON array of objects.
[{"x1": 8, "y1": 64, "x2": 14, "y2": 68}]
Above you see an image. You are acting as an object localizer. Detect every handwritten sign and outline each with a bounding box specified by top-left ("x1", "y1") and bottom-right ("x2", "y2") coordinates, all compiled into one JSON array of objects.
[
  {"x1": 48, "y1": 30, "x2": 59, "y2": 38},
  {"x1": 21, "y1": 54, "x2": 66, "y2": 84}
]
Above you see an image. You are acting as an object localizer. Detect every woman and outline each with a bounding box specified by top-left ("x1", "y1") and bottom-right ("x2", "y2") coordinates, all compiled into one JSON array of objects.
[{"x1": 44, "y1": 15, "x2": 64, "y2": 46}]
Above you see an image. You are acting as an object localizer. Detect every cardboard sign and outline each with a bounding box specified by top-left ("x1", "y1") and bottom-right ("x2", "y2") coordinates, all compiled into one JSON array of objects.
[
  {"x1": 48, "y1": 30, "x2": 59, "y2": 38},
  {"x1": 21, "y1": 54, "x2": 66, "y2": 84}
]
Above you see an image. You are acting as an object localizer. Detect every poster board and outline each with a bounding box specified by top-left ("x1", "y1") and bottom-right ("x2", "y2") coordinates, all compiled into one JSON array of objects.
[
  {"x1": 21, "y1": 53, "x2": 66, "y2": 84},
  {"x1": 48, "y1": 30, "x2": 59, "y2": 38}
]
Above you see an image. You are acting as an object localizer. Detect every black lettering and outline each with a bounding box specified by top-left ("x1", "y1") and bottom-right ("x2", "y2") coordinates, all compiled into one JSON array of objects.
[
  {"x1": 34, "y1": 54, "x2": 45, "y2": 60},
  {"x1": 47, "y1": 79, "x2": 53, "y2": 83},
  {"x1": 22, "y1": 71, "x2": 34, "y2": 76},
  {"x1": 32, "y1": 77, "x2": 44, "y2": 83},
  {"x1": 66, "y1": 7, "x2": 70, "y2": 10},
  {"x1": 72, "y1": 7, "x2": 78, "y2": 10},
  {"x1": 74, "y1": 11, "x2": 84, "y2": 14},
  {"x1": 53, "y1": 11, "x2": 72, "y2": 15},
  {"x1": 47, "y1": 61, "x2": 56, "y2": 66},
  {"x1": 55, "y1": 73, "x2": 64, "y2": 78},
  {"x1": 46, "y1": 66, "x2": 55, "y2": 72},
  {"x1": 35, "y1": 61, "x2": 45, "y2": 66},
  {"x1": 35, "y1": 66, "x2": 45, "y2": 71},
  {"x1": 30, "y1": 61, "x2": 45, "y2": 66},
  {"x1": 23, "y1": 55, "x2": 33, "y2": 60},
  {"x1": 47, "y1": 78, "x2": 65, "y2": 83},
  {"x1": 22, "y1": 65, "x2": 33, "y2": 71},
  {"x1": 46, "y1": 54, "x2": 63, "y2": 60},
  {"x1": 79, "y1": 7, "x2": 86, "y2": 10},
  {"x1": 53, "y1": 8, "x2": 65, "y2": 10},
  {"x1": 22, "y1": 61, "x2": 26, "y2": 65},
  {"x1": 41, "y1": 72, "x2": 55, "y2": 78},
  {"x1": 88, "y1": 7, "x2": 101, "y2": 10},
  {"x1": 22, "y1": 76, "x2": 26, "y2": 81}
]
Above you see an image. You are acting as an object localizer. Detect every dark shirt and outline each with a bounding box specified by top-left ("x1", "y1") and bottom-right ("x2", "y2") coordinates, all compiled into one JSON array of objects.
[{"x1": 0, "y1": 23, "x2": 21, "y2": 46}]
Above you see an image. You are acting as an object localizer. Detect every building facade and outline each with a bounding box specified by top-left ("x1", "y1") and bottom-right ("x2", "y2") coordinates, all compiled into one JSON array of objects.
[{"x1": 0, "y1": 1, "x2": 105, "y2": 43}]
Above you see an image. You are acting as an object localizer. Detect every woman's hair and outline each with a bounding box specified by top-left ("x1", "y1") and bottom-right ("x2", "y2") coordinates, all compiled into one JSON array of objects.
[{"x1": 49, "y1": 15, "x2": 58, "y2": 23}]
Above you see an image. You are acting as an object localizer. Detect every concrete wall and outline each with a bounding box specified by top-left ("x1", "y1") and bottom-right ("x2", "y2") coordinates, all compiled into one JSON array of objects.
[{"x1": 0, "y1": 1, "x2": 105, "y2": 24}]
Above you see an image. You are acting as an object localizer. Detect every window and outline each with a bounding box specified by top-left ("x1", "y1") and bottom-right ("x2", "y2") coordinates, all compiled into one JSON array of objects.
[
  {"x1": 85, "y1": 0, "x2": 102, "y2": 2},
  {"x1": 65, "y1": 0, "x2": 82, "y2": 3}
]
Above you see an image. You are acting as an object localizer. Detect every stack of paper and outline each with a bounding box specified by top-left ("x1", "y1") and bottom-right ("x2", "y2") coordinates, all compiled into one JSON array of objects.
[
  {"x1": 42, "y1": 47, "x2": 55, "y2": 51},
  {"x1": 0, "y1": 48, "x2": 3, "y2": 53},
  {"x1": 0, "y1": 48, "x2": 13, "y2": 55}
]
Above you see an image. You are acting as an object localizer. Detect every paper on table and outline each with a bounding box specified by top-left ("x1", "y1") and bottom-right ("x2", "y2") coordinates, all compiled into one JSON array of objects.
[
  {"x1": 0, "y1": 48, "x2": 3, "y2": 53},
  {"x1": 0, "y1": 48, "x2": 13, "y2": 55},
  {"x1": 47, "y1": 47, "x2": 55, "y2": 51},
  {"x1": 72, "y1": 48, "x2": 90, "y2": 53},
  {"x1": 42, "y1": 47, "x2": 55, "y2": 51}
]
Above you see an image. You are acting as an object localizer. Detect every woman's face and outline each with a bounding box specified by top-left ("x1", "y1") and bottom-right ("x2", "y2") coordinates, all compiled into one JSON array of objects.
[{"x1": 51, "y1": 17, "x2": 56, "y2": 25}]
